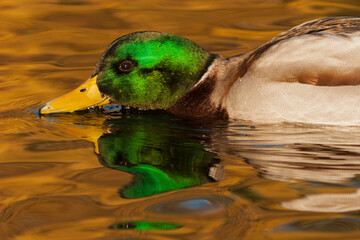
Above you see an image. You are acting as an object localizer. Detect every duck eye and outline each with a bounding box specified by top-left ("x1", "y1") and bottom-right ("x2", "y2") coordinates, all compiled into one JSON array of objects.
[{"x1": 119, "y1": 60, "x2": 133, "y2": 73}]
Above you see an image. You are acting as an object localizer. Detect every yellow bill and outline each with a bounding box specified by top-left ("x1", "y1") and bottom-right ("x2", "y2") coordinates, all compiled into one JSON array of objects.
[{"x1": 40, "y1": 75, "x2": 110, "y2": 114}]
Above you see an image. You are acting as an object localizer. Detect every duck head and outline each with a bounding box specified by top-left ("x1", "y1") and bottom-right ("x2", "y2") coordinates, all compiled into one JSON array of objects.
[{"x1": 40, "y1": 31, "x2": 216, "y2": 114}]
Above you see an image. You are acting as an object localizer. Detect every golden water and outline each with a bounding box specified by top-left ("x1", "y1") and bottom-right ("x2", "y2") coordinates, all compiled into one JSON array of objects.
[{"x1": 2, "y1": 0, "x2": 360, "y2": 239}]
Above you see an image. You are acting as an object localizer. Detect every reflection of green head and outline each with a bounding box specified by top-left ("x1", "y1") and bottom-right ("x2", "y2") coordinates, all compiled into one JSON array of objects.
[{"x1": 96, "y1": 117, "x2": 219, "y2": 198}]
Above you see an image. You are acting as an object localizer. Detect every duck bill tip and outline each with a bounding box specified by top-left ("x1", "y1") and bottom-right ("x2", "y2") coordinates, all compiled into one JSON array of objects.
[{"x1": 39, "y1": 75, "x2": 110, "y2": 115}]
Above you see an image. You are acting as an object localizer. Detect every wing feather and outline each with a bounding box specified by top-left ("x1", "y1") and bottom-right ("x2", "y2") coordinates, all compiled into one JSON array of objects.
[{"x1": 237, "y1": 17, "x2": 360, "y2": 83}]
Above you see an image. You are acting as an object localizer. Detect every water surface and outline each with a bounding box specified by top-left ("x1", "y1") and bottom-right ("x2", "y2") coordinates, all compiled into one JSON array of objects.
[{"x1": 2, "y1": 0, "x2": 360, "y2": 239}]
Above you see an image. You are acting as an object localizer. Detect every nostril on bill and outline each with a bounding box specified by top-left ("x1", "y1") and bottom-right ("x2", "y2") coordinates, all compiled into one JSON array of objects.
[{"x1": 80, "y1": 88, "x2": 87, "y2": 92}]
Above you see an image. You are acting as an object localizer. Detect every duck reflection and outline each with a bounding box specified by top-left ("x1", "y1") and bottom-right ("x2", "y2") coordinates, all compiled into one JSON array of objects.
[
  {"x1": 221, "y1": 123, "x2": 360, "y2": 213},
  {"x1": 40, "y1": 112, "x2": 360, "y2": 213},
  {"x1": 42, "y1": 112, "x2": 223, "y2": 199},
  {"x1": 96, "y1": 118, "x2": 224, "y2": 198}
]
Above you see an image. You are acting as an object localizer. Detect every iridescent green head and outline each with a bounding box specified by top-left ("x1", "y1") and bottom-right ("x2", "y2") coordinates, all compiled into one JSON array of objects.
[
  {"x1": 93, "y1": 32, "x2": 215, "y2": 109},
  {"x1": 39, "y1": 31, "x2": 216, "y2": 115}
]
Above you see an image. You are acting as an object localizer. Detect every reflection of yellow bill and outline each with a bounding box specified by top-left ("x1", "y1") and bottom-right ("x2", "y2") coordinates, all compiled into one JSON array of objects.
[
  {"x1": 40, "y1": 75, "x2": 110, "y2": 114},
  {"x1": 57, "y1": 122, "x2": 105, "y2": 154},
  {"x1": 40, "y1": 113, "x2": 108, "y2": 154}
]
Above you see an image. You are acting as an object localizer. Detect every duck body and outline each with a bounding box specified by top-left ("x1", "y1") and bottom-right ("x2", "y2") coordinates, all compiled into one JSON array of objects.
[
  {"x1": 170, "y1": 17, "x2": 360, "y2": 124},
  {"x1": 40, "y1": 17, "x2": 360, "y2": 125},
  {"x1": 228, "y1": 29, "x2": 360, "y2": 124}
]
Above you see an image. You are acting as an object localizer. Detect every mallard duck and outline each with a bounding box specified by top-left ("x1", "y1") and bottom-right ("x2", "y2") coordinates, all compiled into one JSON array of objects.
[{"x1": 40, "y1": 17, "x2": 360, "y2": 124}]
